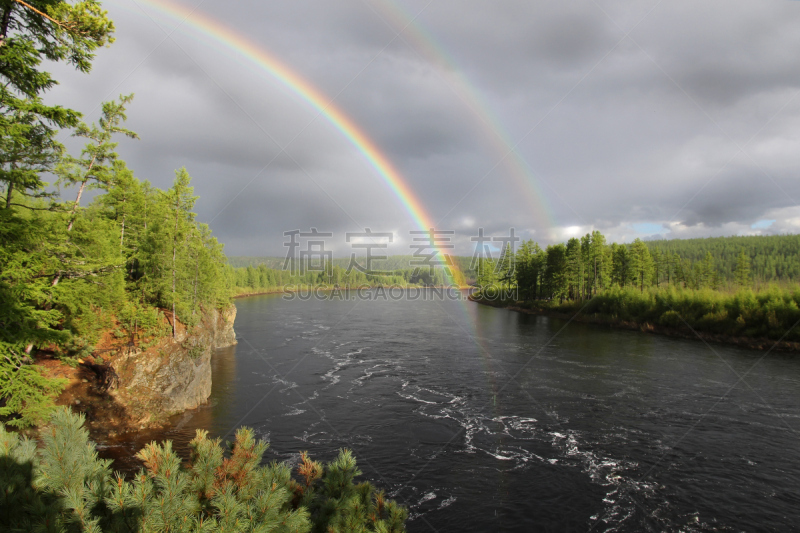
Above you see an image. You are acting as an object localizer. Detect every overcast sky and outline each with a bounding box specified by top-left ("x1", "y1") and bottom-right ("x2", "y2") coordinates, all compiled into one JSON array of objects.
[{"x1": 45, "y1": 0, "x2": 800, "y2": 257}]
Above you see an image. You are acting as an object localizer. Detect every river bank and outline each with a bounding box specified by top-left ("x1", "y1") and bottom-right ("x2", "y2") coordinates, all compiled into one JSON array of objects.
[
  {"x1": 233, "y1": 284, "x2": 472, "y2": 298},
  {"x1": 471, "y1": 295, "x2": 800, "y2": 353},
  {"x1": 37, "y1": 305, "x2": 237, "y2": 439}
]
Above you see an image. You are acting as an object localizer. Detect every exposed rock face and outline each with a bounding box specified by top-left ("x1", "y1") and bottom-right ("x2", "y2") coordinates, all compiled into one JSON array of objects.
[
  {"x1": 107, "y1": 304, "x2": 237, "y2": 427},
  {"x1": 211, "y1": 305, "x2": 237, "y2": 349}
]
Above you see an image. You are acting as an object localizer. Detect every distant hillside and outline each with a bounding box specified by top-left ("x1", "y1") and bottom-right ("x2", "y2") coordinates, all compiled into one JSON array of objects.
[
  {"x1": 227, "y1": 256, "x2": 285, "y2": 269},
  {"x1": 230, "y1": 234, "x2": 800, "y2": 286},
  {"x1": 646, "y1": 234, "x2": 800, "y2": 283},
  {"x1": 229, "y1": 255, "x2": 479, "y2": 278}
]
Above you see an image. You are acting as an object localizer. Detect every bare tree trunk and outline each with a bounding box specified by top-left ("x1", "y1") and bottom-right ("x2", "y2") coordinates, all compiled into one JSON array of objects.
[
  {"x1": 1, "y1": 4, "x2": 13, "y2": 44},
  {"x1": 172, "y1": 244, "x2": 176, "y2": 339},
  {"x1": 65, "y1": 155, "x2": 97, "y2": 232},
  {"x1": 171, "y1": 203, "x2": 179, "y2": 339},
  {"x1": 5, "y1": 181, "x2": 12, "y2": 209},
  {"x1": 193, "y1": 253, "x2": 199, "y2": 317},
  {"x1": 66, "y1": 180, "x2": 87, "y2": 232}
]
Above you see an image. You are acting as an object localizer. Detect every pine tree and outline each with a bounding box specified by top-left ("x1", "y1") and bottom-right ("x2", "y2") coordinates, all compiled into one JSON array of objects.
[
  {"x1": 56, "y1": 94, "x2": 138, "y2": 233},
  {"x1": 611, "y1": 244, "x2": 631, "y2": 288},
  {"x1": 1, "y1": 409, "x2": 407, "y2": 532},
  {"x1": 565, "y1": 238, "x2": 582, "y2": 300},
  {"x1": 476, "y1": 257, "x2": 497, "y2": 289},
  {"x1": 544, "y1": 244, "x2": 568, "y2": 302},
  {"x1": 164, "y1": 168, "x2": 197, "y2": 337},
  {"x1": 0, "y1": 0, "x2": 115, "y2": 423},
  {"x1": 580, "y1": 233, "x2": 591, "y2": 298},
  {"x1": 0, "y1": 0, "x2": 115, "y2": 204},
  {"x1": 652, "y1": 248, "x2": 662, "y2": 288},
  {"x1": 734, "y1": 248, "x2": 751, "y2": 288},
  {"x1": 701, "y1": 251, "x2": 718, "y2": 289},
  {"x1": 497, "y1": 243, "x2": 514, "y2": 287},
  {"x1": 514, "y1": 241, "x2": 532, "y2": 299},
  {"x1": 630, "y1": 239, "x2": 654, "y2": 293}
]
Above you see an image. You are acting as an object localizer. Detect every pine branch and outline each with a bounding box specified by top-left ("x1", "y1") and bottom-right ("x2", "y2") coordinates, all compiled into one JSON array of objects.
[
  {"x1": 7, "y1": 202, "x2": 59, "y2": 211},
  {"x1": 32, "y1": 263, "x2": 124, "y2": 280},
  {"x1": 11, "y1": 0, "x2": 84, "y2": 35}
]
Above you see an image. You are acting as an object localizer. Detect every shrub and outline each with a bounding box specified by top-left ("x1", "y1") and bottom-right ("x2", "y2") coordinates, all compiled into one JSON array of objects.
[{"x1": 0, "y1": 409, "x2": 407, "y2": 532}]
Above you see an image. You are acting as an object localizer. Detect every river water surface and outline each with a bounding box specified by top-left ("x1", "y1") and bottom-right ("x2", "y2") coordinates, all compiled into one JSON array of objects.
[{"x1": 100, "y1": 291, "x2": 800, "y2": 532}]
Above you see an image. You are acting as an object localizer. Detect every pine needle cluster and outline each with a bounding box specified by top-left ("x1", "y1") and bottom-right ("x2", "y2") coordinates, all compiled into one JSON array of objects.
[{"x1": 0, "y1": 409, "x2": 408, "y2": 532}]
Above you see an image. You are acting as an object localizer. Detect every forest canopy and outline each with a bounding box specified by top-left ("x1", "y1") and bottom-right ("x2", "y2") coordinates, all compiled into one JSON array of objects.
[{"x1": 0, "y1": 0, "x2": 231, "y2": 427}]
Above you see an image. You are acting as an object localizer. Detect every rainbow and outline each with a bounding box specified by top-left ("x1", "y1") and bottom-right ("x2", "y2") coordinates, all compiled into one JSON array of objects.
[
  {"x1": 119, "y1": 0, "x2": 464, "y2": 284},
  {"x1": 113, "y1": 0, "x2": 507, "y2": 436},
  {"x1": 367, "y1": 0, "x2": 555, "y2": 230}
]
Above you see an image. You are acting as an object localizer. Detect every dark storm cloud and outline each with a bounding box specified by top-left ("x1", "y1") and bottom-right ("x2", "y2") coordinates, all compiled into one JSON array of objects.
[
  {"x1": 422, "y1": 3, "x2": 622, "y2": 89},
  {"x1": 41, "y1": 0, "x2": 800, "y2": 254},
  {"x1": 674, "y1": 166, "x2": 800, "y2": 227}
]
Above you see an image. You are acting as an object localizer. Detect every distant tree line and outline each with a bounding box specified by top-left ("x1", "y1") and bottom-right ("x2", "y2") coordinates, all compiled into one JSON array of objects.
[
  {"x1": 231, "y1": 261, "x2": 464, "y2": 293},
  {"x1": 474, "y1": 232, "x2": 800, "y2": 343},
  {"x1": 477, "y1": 232, "x2": 769, "y2": 302},
  {"x1": 230, "y1": 255, "x2": 477, "y2": 277},
  {"x1": 231, "y1": 233, "x2": 800, "y2": 291},
  {"x1": 646, "y1": 234, "x2": 800, "y2": 284}
]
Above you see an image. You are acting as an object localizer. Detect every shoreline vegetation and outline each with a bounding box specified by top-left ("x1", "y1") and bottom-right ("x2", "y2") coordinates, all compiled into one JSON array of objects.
[
  {"x1": 228, "y1": 257, "x2": 470, "y2": 295},
  {"x1": 470, "y1": 288, "x2": 800, "y2": 353},
  {"x1": 232, "y1": 284, "x2": 472, "y2": 299},
  {"x1": 469, "y1": 229, "x2": 800, "y2": 353}
]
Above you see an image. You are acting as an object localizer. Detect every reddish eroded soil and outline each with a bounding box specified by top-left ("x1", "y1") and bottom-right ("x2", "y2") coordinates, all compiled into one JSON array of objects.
[
  {"x1": 35, "y1": 313, "x2": 175, "y2": 438},
  {"x1": 36, "y1": 354, "x2": 134, "y2": 439}
]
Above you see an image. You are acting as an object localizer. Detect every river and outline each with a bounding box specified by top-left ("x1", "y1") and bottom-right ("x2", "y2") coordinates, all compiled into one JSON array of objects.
[{"x1": 99, "y1": 290, "x2": 800, "y2": 532}]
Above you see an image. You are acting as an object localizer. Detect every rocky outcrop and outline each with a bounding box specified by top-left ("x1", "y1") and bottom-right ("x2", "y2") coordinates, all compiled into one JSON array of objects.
[
  {"x1": 211, "y1": 305, "x2": 237, "y2": 349},
  {"x1": 105, "y1": 304, "x2": 237, "y2": 427}
]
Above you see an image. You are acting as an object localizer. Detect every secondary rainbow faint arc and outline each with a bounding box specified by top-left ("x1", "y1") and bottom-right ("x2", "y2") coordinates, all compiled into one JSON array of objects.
[
  {"x1": 130, "y1": 0, "x2": 463, "y2": 282},
  {"x1": 368, "y1": 0, "x2": 555, "y2": 230}
]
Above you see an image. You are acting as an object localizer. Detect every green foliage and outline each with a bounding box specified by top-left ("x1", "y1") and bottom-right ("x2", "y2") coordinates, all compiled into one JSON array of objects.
[
  {"x1": 0, "y1": 0, "x2": 115, "y2": 207},
  {"x1": 117, "y1": 300, "x2": 171, "y2": 343},
  {"x1": 0, "y1": 11, "x2": 231, "y2": 425},
  {"x1": 0, "y1": 96, "x2": 232, "y2": 425},
  {"x1": 524, "y1": 285, "x2": 800, "y2": 342},
  {"x1": 230, "y1": 261, "x2": 461, "y2": 294},
  {"x1": 0, "y1": 343, "x2": 67, "y2": 427},
  {"x1": 0, "y1": 409, "x2": 407, "y2": 532},
  {"x1": 467, "y1": 230, "x2": 800, "y2": 343},
  {"x1": 295, "y1": 449, "x2": 407, "y2": 533},
  {"x1": 481, "y1": 232, "x2": 800, "y2": 306},
  {"x1": 734, "y1": 248, "x2": 751, "y2": 288},
  {"x1": 647, "y1": 234, "x2": 800, "y2": 285},
  {"x1": 0, "y1": 1, "x2": 117, "y2": 427},
  {"x1": 229, "y1": 255, "x2": 478, "y2": 279}
]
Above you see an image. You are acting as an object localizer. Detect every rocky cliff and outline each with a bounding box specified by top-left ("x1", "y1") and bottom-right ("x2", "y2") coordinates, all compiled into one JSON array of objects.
[{"x1": 105, "y1": 305, "x2": 237, "y2": 427}]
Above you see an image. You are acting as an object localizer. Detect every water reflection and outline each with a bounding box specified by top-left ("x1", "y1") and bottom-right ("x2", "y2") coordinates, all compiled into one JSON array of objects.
[{"x1": 97, "y1": 344, "x2": 238, "y2": 472}]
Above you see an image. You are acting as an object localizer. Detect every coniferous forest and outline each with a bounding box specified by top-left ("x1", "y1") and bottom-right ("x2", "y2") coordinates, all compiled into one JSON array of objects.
[
  {"x1": 229, "y1": 258, "x2": 468, "y2": 295},
  {"x1": 474, "y1": 232, "x2": 800, "y2": 344},
  {"x1": 0, "y1": 11, "x2": 230, "y2": 427},
  {"x1": 0, "y1": 2, "x2": 407, "y2": 531}
]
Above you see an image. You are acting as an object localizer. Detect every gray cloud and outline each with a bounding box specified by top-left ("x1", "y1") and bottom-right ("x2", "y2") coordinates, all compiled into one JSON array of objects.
[{"x1": 41, "y1": 0, "x2": 800, "y2": 255}]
